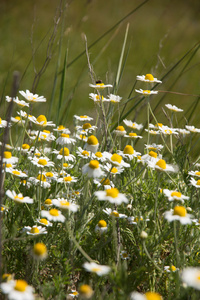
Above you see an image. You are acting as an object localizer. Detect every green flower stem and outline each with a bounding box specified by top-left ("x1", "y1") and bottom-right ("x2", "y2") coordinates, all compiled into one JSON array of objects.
[{"x1": 142, "y1": 241, "x2": 162, "y2": 272}]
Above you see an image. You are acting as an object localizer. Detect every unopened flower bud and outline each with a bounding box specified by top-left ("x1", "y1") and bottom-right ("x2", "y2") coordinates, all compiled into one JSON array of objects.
[{"x1": 140, "y1": 231, "x2": 148, "y2": 239}]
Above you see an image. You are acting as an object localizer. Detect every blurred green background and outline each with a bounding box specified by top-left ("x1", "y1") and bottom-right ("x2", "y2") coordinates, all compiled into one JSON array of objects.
[{"x1": 0, "y1": 0, "x2": 200, "y2": 128}]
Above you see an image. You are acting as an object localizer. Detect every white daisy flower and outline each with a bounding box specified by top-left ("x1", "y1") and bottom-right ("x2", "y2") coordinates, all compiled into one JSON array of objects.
[
  {"x1": 36, "y1": 218, "x2": 53, "y2": 227},
  {"x1": 185, "y1": 125, "x2": 200, "y2": 133},
  {"x1": 89, "y1": 80, "x2": 113, "y2": 89},
  {"x1": 136, "y1": 73, "x2": 162, "y2": 83},
  {"x1": 37, "y1": 130, "x2": 56, "y2": 142},
  {"x1": 93, "y1": 177, "x2": 114, "y2": 190},
  {"x1": 6, "y1": 190, "x2": 33, "y2": 204},
  {"x1": 130, "y1": 291, "x2": 163, "y2": 300},
  {"x1": 163, "y1": 189, "x2": 189, "y2": 202},
  {"x1": 165, "y1": 104, "x2": 183, "y2": 112},
  {"x1": 118, "y1": 145, "x2": 141, "y2": 160},
  {"x1": 120, "y1": 251, "x2": 130, "y2": 260},
  {"x1": 0, "y1": 279, "x2": 34, "y2": 300},
  {"x1": 91, "y1": 151, "x2": 107, "y2": 162},
  {"x1": 0, "y1": 118, "x2": 8, "y2": 128},
  {"x1": 43, "y1": 171, "x2": 58, "y2": 182},
  {"x1": 2, "y1": 151, "x2": 18, "y2": 164},
  {"x1": 104, "y1": 163, "x2": 124, "y2": 175},
  {"x1": 124, "y1": 132, "x2": 143, "y2": 139},
  {"x1": 141, "y1": 151, "x2": 162, "y2": 163},
  {"x1": 104, "y1": 152, "x2": 130, "y2": 168},
  {"x1": 188, "y1": 170, "x2": 200, "y2": 177},
  {"x1": 107, "y1": 94, "x2": 122, "y2": 103},
  {"x1": 89, "y1": 93, "x2": 109, "y2": 102},
  {"x1": 164, "y1": 206, "x2": 193, "y2": 224},
  {"x1": 82, "y1": 160, "x2": 104, "y2": 178},
  {"x1": 6, "y1": 96, "x2": 29, "y2": 107},
  {"x1": 190, "y1": 177, "x2": 200, "y2": 188},
  {"x1": 113, "y1": 125, "x2": 127, "y2": 136},
  {"x1": 145, "y1": 129, "x2": 160, "y2": 135},
  {"x1": 53, "y1": 147, "x2": 76, "y2": 162},
  {"x1": 19, "y1": 89, "x2": 46, "y2": 102},
  {"x1": 159, "y1": 127, "x2": 178, "y2": 135},
  {"x1": 181, "y1": 267, "x2": 200, "y2": 290},
  {"x1": 164, "y1": 265, "x2": 178, "y2": 273},
  {"x1": 41, "y1": 208, "x2": 66, "y2": 222},
  {"x1": 75, "y1": 133, "x2": 88, "y2": 141},
  {"x1": 76, "y1": 122, "x2": 97, "y2": 134},
  {"x1": 28, "y1": 115, "x2": 55, "y2": 127},
  {"x1": 74, "y1": 115, "x2": 93, "y2": 121},
  {"x1": 11, "y1": 116, "x2": 25, "y2": 125},
  {"x1": 23, "y1": 225, "x2": 47, "y2": 235},
  {"x1": 148, "y1": 159, "x2": 178, "y2": 172},
  {"x1": 128, "y1": 216, "x2": 150, "y2": 225},
  {"x1": 56, "y1": 133, "x2": 76, "y2": 145},
  {"x1": 83, "y1": 262, "x2": 111, "y2": 276},
  {"x1": 28, "y1": 174, "x2": 51, "y2": 188},
  {"x1": 84, "y1": 135, "x2": 99, "y2": 153},
  {"x1": 7, "y1": 168, "x2": 28, "y2": 178},
  {"x1": 175, "y1": 128, "x2": 190, "y2": 135},
  {"x1": 57, "y1": 174, "x2": 78, "y2": 184},
  {"x1": 123, "y1": 119, "x2": 143, "y2": 130},
  {"x1": 68, "y1": 289, "x2": 79, "y2": 298},
  {"x1": 145, "y1": 143, "x2": 164, "y2": 152},
  {"x1": 95, "y1": 220, "x2": 108, "y2": 234},
  {"x1": 135, "y1": 89, "x2": 158, "y2": 96},
  {"x1": 32, "y1": 242, "x2": 48, "y2": 260},
  {"x1": 53, "y1": 125, "x2": 70, "y2": 134},
  {"x1": 76, "y1": 147, "x2": 91, "y2": 159},
  {"x1": 103, "y1": 208, "x2": 127, "y2": 219},
  {"x1": 95, "y1": 188, "x2": 128, "y2": 205},
  {"x1": 29, "y1": 156, "x2": 54, "y2": 168},
  {"x1": 52, "y1": 198, "x2": 79, "y2": 212}
]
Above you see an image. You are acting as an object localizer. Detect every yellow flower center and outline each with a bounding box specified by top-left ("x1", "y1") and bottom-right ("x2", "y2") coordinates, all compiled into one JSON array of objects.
[
  {"x1": 49, "y1": 208, "x2": 59, "y2": 216},
  {"x1": 14, "y1": 195, "x2": 24, "y2": 201},
  {"x1": 45, "y1": 172, "x2": 53, "y2": 177},
  {"x1": 3, "y1": 163, "x2": 12, "y2": 168},
  {"x1": 145, "y1": 74, "x2": 155, "y2": 81},
  {"x1": 0, "y1": 118, "x2": 1, "y2": 124},
  {"x1": 63, "y1": 163, "x2": 68, "y2": 168},
  {"x1": 171, "y1": 191, "x2": 182, "y2": 198},
  {"x1": 82, "y1": 150, "x2": 89, "y2": 156},
  {"x1": 164, "y1": 129, "x2": 172, "y2": 134},
  {"x1": 122, "y1": 252, "x2": 128, "y2": 258},
  {"x1": 171, "y1": 265, "x2": 176, "y2": 271},
  {"x1": 91, "y1": 267, "x2": 102, "y2": 272},
  {"x1": 36, "y1": 115, "x2": 47, "y2": 125},
  {"x1": 39, "y1": 218, "x2": 48, "y2": 225},
  {"x1": 43, "y1": 130, "x2": 50, "y2": 134},
  {"x1": 38, "y1": 159, "x2": 48, "y2": 166},
  {"x1": 173, "y1": 206, "x2": 187, "y2": 217},
  {"x1": 195, "y1": 171, "x2": 200, "y2": 176},
  {"x1": 111, "y1": 153, "x2": 122, "y2": 164},
  {"x1": 2, "y1": 273, "x2": 12, "y2": 281},
  {"x1": 156, "y1": 159, "x2": 166, "y2": 169},
  {"x1": 129, "y1": 132, "x2": 137, "y2": 137},
  {"x1": 155, "y1": 123, "x2": 163, "y2": 128},
  {"x1": 79, "y1": 284, "x2": 93, "y2": 296},
  {"x1": 30, "y1": 227, "x2": 40, "y2": 234},
  {"x1": 110, "y1": 211, "x2": 119, "y2": 218},
  {"x1": 58, "y1": 125, "x2": 65, "y2": 130},
  {"x1": 64, "y1": 176, "x2": 72, "y2": 182},
  {"x1": 95, "y1": 151, "x2": 103, "y2": 158},
  {"x1": 149, "y1": 151, "x2": 157, "y2": 158},
  {"x1": 15, "y1": 116, "x2": 21, "y2": 121},
  {"x1": 4, "y1": 151, "x2": 12, "y2": 159},
  {"x1": 116, "y1": 125, "x2": 125, "y2": 132},
  {"x1": 98, "y1": 220, "x2": 107, "y2": 228},
  {"x1": 37, "y1": 174, "x2": 46, "y2": 181},
  {"x1": 145, "y1": 292, "x2": 162, "y2": 300},
  {"x1": 35, "y1": 152, "x2": 41, "y2": 157},
  {"x1": 60, "y1": 200, "x2": 70, "y2": 207},
  {"x1": 143, "y1": 90, "x2": 151, "y2": 94},
  {"x1": 45, "y1": 199, "x2": 52, "y2": 205},
  {"x1": 12, "y1": 170, "x2": 21, "y2": 176},
  {"x1": 106, "y1": 188, "x2": 119, "y2": 198},
  {"x1": 33, "y1": 243, "x2": 47, "y2": 256},
  {"x1": 123, "y1": 145, "x2": 134, "y2": 155},
  {"x1": 22, "y1": 144, "x2": 30, "y2": 150},
  {"x1": 87, "y1": 135, "x2": 98, "y2": 145},
  {"x1": 100, "y1": 178, "x2": 110, "y2": 185},
  {"x1": 83, "y1": 123, "x2": 92, "y2": 129},
  {"x1": 197, "y1": 180, "x2": 200, "y2": 186},
  {"x1": 14, "y1": 280, "x2": 28, "y2": 292},
  {"x1": 110, "y1": 167, "x2": 118, "y2": 173},
  {"x1": 61, "y1": 133, "x2": 69, "y2": 138},
  {"x1": 96, "y1": 83, "x2": 104, "y2": 87},
  {"x1": 59, "y1": 147, "x2": 69, "y2": 156},
  {"x1": 89, "y1": 160, "x2": 99, "y2": 169},
  {"x1": 79, "y1": 134, "x2": 86, "y2": 139}
]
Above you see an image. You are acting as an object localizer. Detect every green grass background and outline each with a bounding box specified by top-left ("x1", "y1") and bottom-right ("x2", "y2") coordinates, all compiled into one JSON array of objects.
[{"x1": 0, "y1": 0, "x2": 200, "y2": 128}]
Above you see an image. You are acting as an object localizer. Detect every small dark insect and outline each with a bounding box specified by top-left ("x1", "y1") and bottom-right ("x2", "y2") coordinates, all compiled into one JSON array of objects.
[{"x1": 96, "y1": 80, "x2": 102, "y2": 84}]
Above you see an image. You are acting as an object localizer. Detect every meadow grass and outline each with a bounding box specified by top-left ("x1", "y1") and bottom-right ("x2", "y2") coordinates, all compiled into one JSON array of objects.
[{"x1": 1, "y1": 1, "x2": 200, "y2": 300}]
